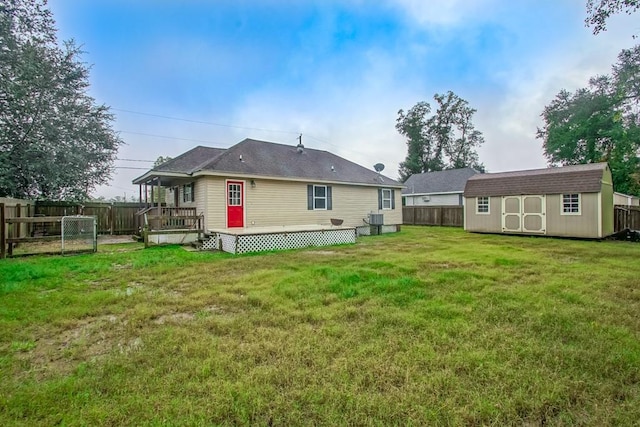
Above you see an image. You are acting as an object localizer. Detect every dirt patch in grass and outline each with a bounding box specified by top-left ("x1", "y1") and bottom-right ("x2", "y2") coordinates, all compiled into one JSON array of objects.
[{"x1": 14, "y1": 314, "x2": 130, "y2": 380}]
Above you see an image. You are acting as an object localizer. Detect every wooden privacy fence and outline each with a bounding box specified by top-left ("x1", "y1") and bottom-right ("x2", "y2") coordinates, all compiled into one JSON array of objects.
[
  {"x1": 35, "y1": 201, "x2": 143, "y2": 235},
  {"x1": 614, "y1": 205, "x2": 640, "y2": 232},
  {"x1": 403, "y1": 206, "x2": 464, "y2": 227}
]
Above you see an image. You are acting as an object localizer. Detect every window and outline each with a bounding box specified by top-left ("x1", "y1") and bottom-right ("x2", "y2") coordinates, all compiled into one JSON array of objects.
[
  {"x1": 477, "y1": 196, "x2": 489, "y2": 214},
  {"x1": 381, "y1": 189, "x2": 392, "y2": 210},
  {"x1": 562, "y1": 193, "x2": 580, "y2": 214},
  {"x1": 378, "y1": 188, "x2": 396, "y2": 210},
  {"x1": 183, "y1": 183, "x2": 194, "y2": 203},
  {"x1": 314, "y1": 185, "x2": 327, "y2": 210},
  {"x1": 228, "y1": 183, "x2": 241, "y2": 206},
  {"x1": 307, "y1": 185, "x2": 332, "y2": 210}
]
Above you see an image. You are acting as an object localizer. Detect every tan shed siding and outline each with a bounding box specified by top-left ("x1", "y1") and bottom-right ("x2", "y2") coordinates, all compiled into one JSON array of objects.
[
  {"x1": 245, "y1": 179, "x2": 401, "y2": 228},
  {"x1": 601, "y1": 169, "x2": 614, "y2": 236},
  {"x1": 546, "y1": 193, "x2": 599, "y2": 238},
  {"x1": 464, "y1": 196, "x2": 501, "y2": 232}
]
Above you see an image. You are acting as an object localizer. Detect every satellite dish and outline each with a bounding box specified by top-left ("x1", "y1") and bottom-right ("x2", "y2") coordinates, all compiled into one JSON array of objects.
[{"x1": 374, "y1": 163, "x2": 385, "y2": 172}]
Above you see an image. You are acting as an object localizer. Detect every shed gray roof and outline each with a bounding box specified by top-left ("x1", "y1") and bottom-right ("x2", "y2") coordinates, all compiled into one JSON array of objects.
[
  {"x1": 135, "y1": 138, "x2": 401, "y2": 187},
  {"x1": 402, "y1": 168, "x2": 479, "y2": 195},
  {"x1": 464, "y1": 163, "x2": 609, "y2": 197}
]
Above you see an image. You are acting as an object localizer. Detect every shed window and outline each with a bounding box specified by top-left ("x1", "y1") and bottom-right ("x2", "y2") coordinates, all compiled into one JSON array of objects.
[
  {"x1": 476, "y1": 196, "x2": 489, "y2": 214},
  {"x1": 183, "y1": 183, "x2": 194, "y2": 203},
  {"x1": 307, "y1": 185, "x2": 332, "y2": 210},
  {"x1": 562, "y1": 193, "x2": 580, "y2": 214}
]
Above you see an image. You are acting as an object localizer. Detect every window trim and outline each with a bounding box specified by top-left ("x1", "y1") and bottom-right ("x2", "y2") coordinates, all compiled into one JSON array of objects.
[
  {"x1": 476, "y1": 196, "x2": 490, "y2": 214},
  {"x1": 381, "y1": 188, "x2": 392, "y2": 210},
  {"x1": 561, "y1": 193, "x2": 581, "y2": 215},
  {"x1": 313, "y1": 185, "x2": 327, "y2": 210},
  {"x1": 183, "y1": 183, "x2": 194, "y2": 203}
]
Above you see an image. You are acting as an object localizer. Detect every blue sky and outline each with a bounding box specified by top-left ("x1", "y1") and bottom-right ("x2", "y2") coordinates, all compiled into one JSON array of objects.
[{"x1": 48, "y1": 0, "x2": 638, "y2": 199}]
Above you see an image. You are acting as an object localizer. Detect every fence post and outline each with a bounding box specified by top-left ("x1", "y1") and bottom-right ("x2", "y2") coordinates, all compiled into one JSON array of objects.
[
  {"x1": 16, "y1": 203, "x2": 21, "y2": 238},
  {"x1": 109, "y1": 204, "x2": 115, "y2": 235},
  {"x1": 0, "y1": 203, "x2": 5, "y2": 259}
]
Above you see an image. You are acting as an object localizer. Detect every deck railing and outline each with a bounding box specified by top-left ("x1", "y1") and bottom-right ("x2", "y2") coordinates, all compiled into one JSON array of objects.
[{"x1": 141, "y1": 207, "x2": 200, "y2": 231}]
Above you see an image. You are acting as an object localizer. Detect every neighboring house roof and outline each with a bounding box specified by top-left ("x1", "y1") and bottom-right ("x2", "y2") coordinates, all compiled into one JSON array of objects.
[
  {"x1": 134, "y1": 138, "x2": 402, "y2": 187},
  {"x1": 402, "y1": 168, "x2": 479, "y2": 195},
  {"x1": 464, "y1": 163, "x2": 609, "y2": 197}
]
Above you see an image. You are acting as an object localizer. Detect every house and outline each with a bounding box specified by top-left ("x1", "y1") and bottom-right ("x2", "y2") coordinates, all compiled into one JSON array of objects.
[
  {"x1": 463, "y1": 163, "x2": 614, "y2": 239},
  {"x1": 614, "y1": 192, "x2": 640, "y2": 207},
  {"x1": 132, "y1": 138, "x2": 403, "y2": 252},
  {"x1": 402, "y1": 168, "x2": 479, "y2": 206}
]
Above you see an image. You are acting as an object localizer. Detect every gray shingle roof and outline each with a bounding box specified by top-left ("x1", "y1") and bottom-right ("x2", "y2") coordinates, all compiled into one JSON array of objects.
[
  {"x1": 402, "y1": 168, "x2": 478, "y2": 195},
  {"x1": 464, "y1": 163, "x2": 609, "y2": 197},
  {"x1": 154, "y1": 146, "x2": 225, "y2": 173},
  {"x1": 137, "y1": 138, "x2": 402, "y2": 187}
]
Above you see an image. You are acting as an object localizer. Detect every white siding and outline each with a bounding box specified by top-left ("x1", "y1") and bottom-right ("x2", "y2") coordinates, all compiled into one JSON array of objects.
[{"x1": 404, "y1": 193, "x2": 462, "y2": 206}]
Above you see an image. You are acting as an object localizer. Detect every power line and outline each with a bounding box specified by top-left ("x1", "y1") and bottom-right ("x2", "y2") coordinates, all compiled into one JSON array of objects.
[
  {"x1": 114, "y1": 166, "x2": 150, "y2": 170},
  {"x1": 117, "y1": 158, "x2": 155, "y2": 163},
  {"x1": 118, "y1": 130, "x2": 229, "y2": 146},
  {"x1": 113, "y1": 108, "x2": 301, "y2": 135}
]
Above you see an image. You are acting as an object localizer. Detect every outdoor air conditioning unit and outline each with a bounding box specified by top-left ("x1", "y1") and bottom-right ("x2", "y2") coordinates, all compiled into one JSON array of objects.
[{"x1": 369, "y1": 213, "x2": 384, "y2": 225}]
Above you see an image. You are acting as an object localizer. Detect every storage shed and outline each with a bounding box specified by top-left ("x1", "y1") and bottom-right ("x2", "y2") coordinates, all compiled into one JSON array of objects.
[{"x1": 463, "y1": 163, "x2": 614, "y2": 238}]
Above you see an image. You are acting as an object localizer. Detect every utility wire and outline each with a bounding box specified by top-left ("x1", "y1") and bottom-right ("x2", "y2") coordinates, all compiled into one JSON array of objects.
[
  {"x1": 118, "y1": 130, "x2": 229, "y2": 146},
  {"x1": 113, "y1": 108, "x2": 300, "y2": 135},
  {"x1": 117, "y1": 158, "x2": 155, "y2": 163}
]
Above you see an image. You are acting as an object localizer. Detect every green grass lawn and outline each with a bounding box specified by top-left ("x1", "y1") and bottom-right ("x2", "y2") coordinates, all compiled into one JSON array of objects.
[{"x1": 1, "y1": 226, "x2": 640, "y2": 426}]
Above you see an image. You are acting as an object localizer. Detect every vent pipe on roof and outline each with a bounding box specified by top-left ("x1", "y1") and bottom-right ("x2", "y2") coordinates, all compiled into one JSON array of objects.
[{"x1": 296, "y1": 134, "x2": 304, "y2": 153}]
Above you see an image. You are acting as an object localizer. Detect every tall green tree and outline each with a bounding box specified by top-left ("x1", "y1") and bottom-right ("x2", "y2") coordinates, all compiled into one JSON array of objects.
[
  {"x1": 586, "y1": 0, "x2": 639, "y2": 35},
  {"x1": 396, "y1": 91, "x2": 484, "y2": 181},
  {"x1": 538, "y1": 45, "x2": 640, "y2": 195},
  {"x1": 0, "y1": 0, "x2": 122, "y2": 201}
]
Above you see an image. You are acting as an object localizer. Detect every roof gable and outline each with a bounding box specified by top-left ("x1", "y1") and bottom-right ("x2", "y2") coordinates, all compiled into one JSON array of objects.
[
  {"x1": 464, "y1": 163, "x2": 609, "y2": 197},
  {"x1": 402, "y1": 168, "x2": 479, "y2": 195}
]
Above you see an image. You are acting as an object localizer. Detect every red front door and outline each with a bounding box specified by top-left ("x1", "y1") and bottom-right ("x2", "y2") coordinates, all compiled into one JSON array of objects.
[{"x1": 227, "y1": 181, "x2": 244, "y2": 227}]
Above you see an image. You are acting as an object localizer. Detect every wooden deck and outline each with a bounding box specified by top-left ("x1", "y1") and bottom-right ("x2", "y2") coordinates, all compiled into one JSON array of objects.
[{"x1": 204, "y1": 224, "x2": 357, "y2": 254}]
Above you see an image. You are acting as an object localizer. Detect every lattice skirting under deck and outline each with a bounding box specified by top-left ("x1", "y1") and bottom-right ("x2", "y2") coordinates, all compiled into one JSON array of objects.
[{"x1": 201, "y1": 228, "x2": 357, "y2": 254}]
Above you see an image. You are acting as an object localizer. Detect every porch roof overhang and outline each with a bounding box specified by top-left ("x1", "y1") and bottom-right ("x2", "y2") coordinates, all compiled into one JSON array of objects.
[{"x1": 132, "y1": 171, "x2": 191, "y2": 185}]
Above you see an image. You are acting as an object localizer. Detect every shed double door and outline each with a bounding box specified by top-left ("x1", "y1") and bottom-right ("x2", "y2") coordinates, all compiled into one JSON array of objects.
[{"x1": 501, "y1": 195, "x2": 546, "y2": 234}]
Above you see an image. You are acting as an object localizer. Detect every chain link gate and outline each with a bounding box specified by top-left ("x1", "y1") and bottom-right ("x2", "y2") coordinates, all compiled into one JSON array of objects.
[{"x1": 61, "y1": 216, "x2": 97, "y2": 254}]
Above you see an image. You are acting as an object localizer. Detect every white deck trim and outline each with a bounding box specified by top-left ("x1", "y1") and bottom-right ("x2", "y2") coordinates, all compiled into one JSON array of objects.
[{"x1": 209, "y1": 224, "x2": 354, "y2": 236}]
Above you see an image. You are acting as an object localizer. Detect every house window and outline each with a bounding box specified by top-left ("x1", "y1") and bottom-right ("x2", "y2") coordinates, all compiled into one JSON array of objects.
[
  {"x1": 562, "y1": 193, "x2": 580, "y2": 214},
  {"x1": 477, "y1": 196, "x2": 489, "y2": 214},
  {"x1": 183, "y1": 183, "x2": 194, "y2": 203},
  {"x1": 378, "y1": 188, "x2": 396, "y2": 210},
  {"x1": 314, "y1": 185, "x2": 327, "y2": 210},
  {"x1": 307, "y1": 185, "x2": 332, "y2": 210},
  {"x1": 381, "y1": 189, "x2": 392, "y2": 210}
]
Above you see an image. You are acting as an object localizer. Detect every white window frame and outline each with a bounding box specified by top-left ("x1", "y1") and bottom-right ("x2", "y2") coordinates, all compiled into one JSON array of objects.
[
  {"x1": 381, "y1": 189, "x2": 392, "y2": 210},
  {"x1": 313, "y1": 185, "x2": 327, "y2": 210},
  {"x1": 561, "y1": 193, "x2": 581, "y2": 215},
  {"x1": 476, "y1": 196, "x2": 490, "y2": 214},
  {"x1": 183, "y1": 183, "x2": 194, "y2": 203}
]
